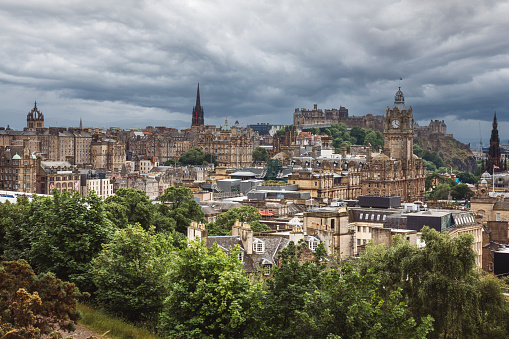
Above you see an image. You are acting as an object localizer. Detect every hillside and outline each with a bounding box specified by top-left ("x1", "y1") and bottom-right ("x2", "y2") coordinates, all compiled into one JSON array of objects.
[{"x1": 416, "y1": 134, "x2": 477, "y2": 173}]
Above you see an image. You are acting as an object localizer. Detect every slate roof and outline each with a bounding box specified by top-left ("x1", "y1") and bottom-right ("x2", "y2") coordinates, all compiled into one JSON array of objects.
[{"x1": 207, "y1": 235, "x2": 290, "y2": 273}]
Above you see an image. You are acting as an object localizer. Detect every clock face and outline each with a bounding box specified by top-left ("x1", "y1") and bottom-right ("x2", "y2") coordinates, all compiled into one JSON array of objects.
[{"x1": 392, "y1": 119, "x2": 400, "y2": 128}]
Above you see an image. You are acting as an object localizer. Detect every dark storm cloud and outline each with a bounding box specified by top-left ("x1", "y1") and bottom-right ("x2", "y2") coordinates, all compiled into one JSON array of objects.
[{"x1": 0, "y1": 0, "x2": 508, "y2": 141}]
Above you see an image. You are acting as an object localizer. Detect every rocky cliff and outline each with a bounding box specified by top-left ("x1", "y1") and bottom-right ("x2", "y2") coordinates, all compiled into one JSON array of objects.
[{"x1": 415, "y1": 134, "x2": 477, "y2": 173}]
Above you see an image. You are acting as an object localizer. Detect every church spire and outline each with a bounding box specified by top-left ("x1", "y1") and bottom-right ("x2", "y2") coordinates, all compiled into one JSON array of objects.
[
  {"x1": 196, "y1": 83, "x2": 201, "y2": 107},
  {"x1": 191, "y1": 83, "x2": 204, "y2": 127}
]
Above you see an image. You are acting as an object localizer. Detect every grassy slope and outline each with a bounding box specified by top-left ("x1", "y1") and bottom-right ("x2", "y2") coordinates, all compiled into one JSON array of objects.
[{"x1": 77, "y1": 303, "x2": 162, "y2": 339}]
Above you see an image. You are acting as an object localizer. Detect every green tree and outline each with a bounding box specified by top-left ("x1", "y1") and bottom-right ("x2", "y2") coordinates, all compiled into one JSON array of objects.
[
  {"x1": 27, "y1": 191, "x2": 114, "y2": 291},
  {"x1": 252, "y1": 146, "x2": 269, "y2": 163},
  {"x1": 450, "y1": 183, "x2": 474, "y2": 200},
  {"x1": 104, "y1": 188, "x2": 156, "y2": 230},
  {"x1": 0, "y1": 198, "x2": 30, "y2": 261},
  {"x1": 255, "y1": 241, "x2": 431, "y2": 338},
  {"x1": 350, "y1": 126, "x2": 367, "y2": 145},
  {"x1": 413, "y1": 144, "x2": 423, "y2": 158},
  {"x1": 456, "y1": 171, "x2": 477, "y2": 185},
  {"x1": 309, "y1": 127, "x2": 321, "y2": 135},
  {"x1": 431, "y1": 182, "x2": 452, "y2": 200},
  {"x1": 364, "y1": 129, "x2": 384, "y2": 150},
  {"x1": 358, "y1": 227, "x2": 509, "y2": 338},
  {"x1": 158, "y1": 238, "x2": 257, "y2": 338},
  {"x1": 0, "y1": 260, "x2": 83, "y2": 338},
  {"x1": 206, "y1": 206, "x2": 270, "y2": 236},
  {"x1": 159, "y1": 186, "x2": 205, "y2": 234},
  {"x1": 423, "y1": 159, "x2": 437, "y2": 172},
  {"x1": 179, "y1": 147, "x2": 207, "y2": 165},
  {"x1": 204, "y1": 153, "x2": 218, "y2": 166},
  {"x1": 92, "y1": 224, "x2": 173, "y2": 323},
  {"x1": 163, "y1": 158, "x2": 180, "y2": 166},
  {"x1": 423, "y1": 150, "x2": 444, "y2": 169},
  {"x1": 254, "y1": 241, "x2": 326, "y2": 338}
]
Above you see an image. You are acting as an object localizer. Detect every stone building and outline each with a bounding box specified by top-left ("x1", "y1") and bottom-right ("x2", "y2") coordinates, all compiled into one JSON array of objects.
[
  {"x1": 361, "y1": 88, "x2": 426, "y2": 202},
  {"x1": 37, "y1": 161, "x2": 80, "y2": 194},
  {"x1": 0, "y1": 141, "x2": 39, "y2": 193},
  {"x1": 198, "y1": 119, "x2": 254, "y2": 168}
]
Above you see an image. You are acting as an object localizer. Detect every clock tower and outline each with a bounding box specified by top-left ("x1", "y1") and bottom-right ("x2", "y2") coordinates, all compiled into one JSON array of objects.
[{"x1": 383, "y1": 87, "x2": 414, "y2": 163}]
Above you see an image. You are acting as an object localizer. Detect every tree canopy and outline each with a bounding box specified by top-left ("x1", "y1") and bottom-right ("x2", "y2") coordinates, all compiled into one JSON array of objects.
[
  {"x1": 358, "y1": 227, "x2": 509, "y2": 338},
  {"x1": 178, "y1": 147, "x2": 216, "y2": 166},
  {"x1": 206, "y1": 206, "x2": 270, "y2": 236},
  {"x1": 92, "y1": 224, "x2": 173, "y2": 324},
  {"x1": 158, "y1": 238, "x2": 257, "y2": 338},
  {"x1": 252, "y1": 146, "x2": 269, "y2": 163}
]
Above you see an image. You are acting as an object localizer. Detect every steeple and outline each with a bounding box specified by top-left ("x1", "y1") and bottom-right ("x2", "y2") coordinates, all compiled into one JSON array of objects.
[
  {"x1": 487, "y1": 112, "x2": 502, "y2": 173},
  {"x1": 191, "y1": 83, "x2": 204, "y2": 127},
  {"x1": 196, "y1": 83, "x2": 201, "y2": 107},
  {"x1": 79, "y1": 117, "x2": 83, "y2": 130}
]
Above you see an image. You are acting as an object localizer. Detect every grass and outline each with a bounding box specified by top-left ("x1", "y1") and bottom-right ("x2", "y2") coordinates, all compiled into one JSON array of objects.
[{"x1": 77, "y1": 303, "x2": 162, "y2": 339}]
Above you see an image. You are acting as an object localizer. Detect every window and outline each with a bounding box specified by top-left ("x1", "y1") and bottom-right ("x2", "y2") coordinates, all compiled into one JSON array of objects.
[
  {"x1": 308, "y1": 238, "x2": 319, "y2": 251},
  {"x1": 237, "y1": 251, "x2": 244, "y2": 262},
  {"x1": 253, "y1": 239, "x2": 264, "y2": 253},
  {"x1": 263, "y1": 264, "x2": 272, "y2": 276},
  {"x1": 496, "y1": 213, "x2": 501, "y2": 221},
  {"x1": 357, "y1": 226, "x2": 361, "y2": 232},
  {"x1": 357, "y1": 239, "x2": 361, "y2": 245},
  {"x1": 360, "y1": 213, "x2": 363, "y2": 219}
]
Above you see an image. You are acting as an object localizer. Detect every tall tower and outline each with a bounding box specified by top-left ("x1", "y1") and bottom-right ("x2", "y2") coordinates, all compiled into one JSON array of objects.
[
  {"x1": 26, "y1": 101, "x2": 44, "y2": 130},
  {"x1": 486, "y1": 112, "x2": 502, "y2": 173},
  {"x1": 383, "y1": 87, "x2": 414, "y2": 164},
  {"x1": 191, "y1": 83, "x2": 204, "y2": 127}
]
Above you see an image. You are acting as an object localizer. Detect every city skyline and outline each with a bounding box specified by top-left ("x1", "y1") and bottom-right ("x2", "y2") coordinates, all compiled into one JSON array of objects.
[{"x1": 1, "y1": 1, "x2": 509, "y2": 144}]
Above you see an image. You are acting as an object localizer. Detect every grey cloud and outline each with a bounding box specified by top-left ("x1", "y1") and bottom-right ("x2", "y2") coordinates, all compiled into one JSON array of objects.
[{"x1": 0, "y1": 0, "x2": 508, "y2": 143}]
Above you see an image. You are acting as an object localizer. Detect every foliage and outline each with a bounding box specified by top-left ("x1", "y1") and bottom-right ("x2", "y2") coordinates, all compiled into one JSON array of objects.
[
  {"x1": 423, "y1": 150, "x2": 445, "y2": 169},
  {"x1": 309, "y1": 127, "x2": 321, "y2": 135},
  {"x1": 104, "y1": 188, "x2": 159, "y2": 230},
  {"x1": 430, "y1": 182, "x2": 452, "y2": 200},
  {"x1": 252, "y1": 146, "x2": 269, "y2": 163},
  {"x1": 0, "y1": 198, "x2": 30, "y2": 261},
  {"x1": 206, "y1": 206, "x2": 270, "y2": 236},
  {"x1": 456, "y1": 171, "x2": 477, "y2": 185},
  {"x1": 158, "y1": 238, "x2": 257, "y2": 338},
  {"x1": 413, "y1": 144, "x2": 423, "y2": 158},
  {"x1": 450, "y1": 183, "x2": 474, "y2": 200},
  {"x1": 163, "y1": 158, "x2": 180, "y2": 166},
  {"x1": 364, "y1": 129, "x2": 384, "y2": 150},
  {"x1": 178, "y1": 147, "x2": 216, "y2": 166},
  {"x1": 24, "y1": 191, "x2": 114, "y2": 291},
  {"x1": 254, "y1": 241, "x2": 432, "y2": 339},
  {"x1": 423, "y1": 159, "x2": 437, "y2": 171},
  {"x1": 0, "y1": 260, "x2": 83, "y2": 338},
  {"x1": 350, "y1": 126, "x2": 367, "y2": 145},
  {"x1": 358, "y1": 227, "x2": 509, "y2": 338},
  {"x1": 159, "y1": 186, "x2": 205, "y2": 234},
  {"x1": 253, "y1": 241, "x2": 326, "y2": 338},
  {"x1": 92, "y1": 224, "x2": 173, "y2": 323}
]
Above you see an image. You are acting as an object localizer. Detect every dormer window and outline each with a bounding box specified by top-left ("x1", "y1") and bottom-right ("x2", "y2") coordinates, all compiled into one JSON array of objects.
[
  {"x1": 308, "y1": 237, "x2": 320, "y2": 252},
  {"x1": 263, "y1": 264, "x2": 272, "y2": 276},
  {"x1": 253, "y1": 239, "x2": 265, "y2": 253}
]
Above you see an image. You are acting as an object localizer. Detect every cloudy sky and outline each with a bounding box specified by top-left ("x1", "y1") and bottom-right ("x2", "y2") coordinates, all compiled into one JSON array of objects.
[{"x1": 1, "y1": 0, "x2": 508, "y2": 146}]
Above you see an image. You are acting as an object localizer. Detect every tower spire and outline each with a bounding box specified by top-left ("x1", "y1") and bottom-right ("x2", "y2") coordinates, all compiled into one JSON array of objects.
[
  {"x1": 191, "y1": 83, "x2": 204, "y2": 127},
  {"x1": 196, "y1": 83, "x2": 201, "y2": 107}
]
